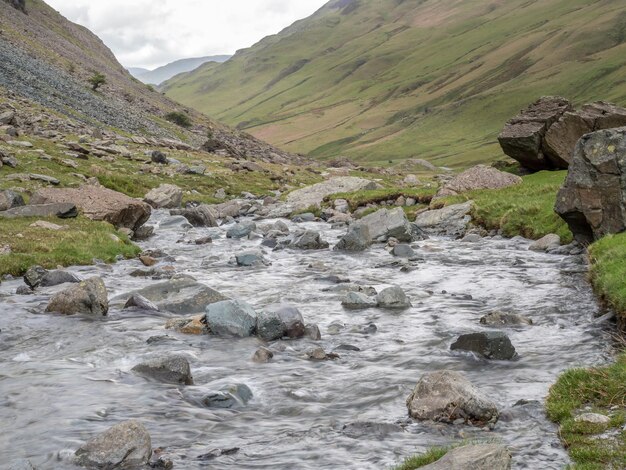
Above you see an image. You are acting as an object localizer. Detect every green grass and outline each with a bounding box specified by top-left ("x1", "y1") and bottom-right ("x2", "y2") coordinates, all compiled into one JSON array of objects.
[
  {"x1": 0, "y1": 217, "x2": 140, "y2": 277},
  {"x1": 546, "y1": 354, "x2": 626, "y2": 469},
  {"x1": 589, "y1": 233, "x2": 626, "y2": 317},
  {"x1": 164, "y1": 0, "x2": 626, "y2": 167},
  {"x1": 393, "y1": 446, "x2": 449, "y2": 470},
  {"x1": 324, "y1": 187, "x2": 436, "y2": 212},
  {"x1": 438, "y1": 170, "x2": 573, "y2": 242}
]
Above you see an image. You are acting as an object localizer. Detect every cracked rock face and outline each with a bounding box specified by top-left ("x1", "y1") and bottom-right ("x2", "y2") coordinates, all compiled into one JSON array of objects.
[{"x1": 555, "y1": 127, "x2": 626, "y2": 243}]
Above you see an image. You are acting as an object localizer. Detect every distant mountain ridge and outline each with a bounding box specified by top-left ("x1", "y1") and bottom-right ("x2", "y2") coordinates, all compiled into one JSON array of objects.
[
  {"x1": 163, "y1": 0, "x2": 626, "y2": 167},
  {"x1": 131, "y1": 55, "x2": 231, "y2": 85}
]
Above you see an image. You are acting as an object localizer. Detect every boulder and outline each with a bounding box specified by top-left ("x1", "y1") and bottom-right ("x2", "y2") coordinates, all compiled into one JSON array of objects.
[
  {"x1": 151, "y1": 150, "x2": 168, "y2": 164},
  {"x1": 0, "y1": 190, "x2": 25, "y2": 211},
  {"x1": 252, "y1": 347, "x2": 274, "y2": 363},
  {"x1": 205, "y1": 299, "x2": 258, "y2": 337},
  {"x1": 169, "y1": 205, "x2": 217, "y2": 227},
  {"x1": 406, "y1": 370, "x2": 499, "y2": 425},
  {"x1": 120, "y1": 277, "x2": 228, "y2": 314},
  {"x1": 392, "y1": 244, "x2": 416, "y2": 258},
  {"x1": 285, "y1": 177, "x2": 380, "y2": 212},
  {"x1": 132, "y1": 355, "x2": 193, "y2": 385},
  {"x1": 341, "y1": 291, "x2": 377, "y2": 310},
  {"x1": 74, "y1": 420, "x2": 151, "y2": 469},
  {"x1": 306, "y1": 347, "x2": 340, "y2": 361},
  {"x1": 236, "y1": 250, "x2": 269, "y2": 267},
  {"x1": 435, "y1": 165, "x2": 522, "y2": 198},
  {"x1": 257, "y1": 303, "x2": 305, "y2": 341},
  {"x1": 480, "y1": 311, "x2": 533, "y2": 327},
  {"x1": 451, "y1": 332, "x2": 517, "y2": 360},
  {"x1": 165, "y1": 315, "x2": 208, "y2": 335},
  {"x1": 498, "y1": 96, "x2": 573, "y2": 171},
  {"x1": 144, "y1": 184, "x2": 183, "y2": 209},
  {"x1": 305, "y1": 324, "x2": 322, "y2": 340},
  {"x1": 226, "y1": 221, "x2": 257, "y2": 239},
  {"x1": 39, "y1": 270, "x2": 81, "y2": 287},
  {"x1": 415, "y1": 201, "x2": 473, "y2": 238},
  {"x1": 555, "y1": 127, "x2": 626, "y2": 243},
  {"x1": 30, "y1": 186, "x2": 151, "y2": 231},
  {"x1": 358, "y1": 207, "x2": 416, "y2": 242},
  {"x1": 24, "y1": 265, "x2": 47, "y2": 289},
  {"x1": 0, "y1": 203, "x2": 77, "y2": 219},
  {"x1": 529, "y1": 234, "x2": 561, "y2": 252},
  {"x1": 419, "y1": 444, "x2": 511, "y2": 470},
  {"x1": 45, "y1": 277, "x2": 108, "y2": 315},
  {"x1": 159, "y1": 215, "x2": 192, "y2": 229},
  {"x1": 376, "y1": 286, "x2": 412, "y2": 309},
  {"x1": 123, "y1": 294, "x2": 159, "y2": 311},
  {"x1": 203, "y1": 384, "x2": 253, "y2": 409},
  {"x1": 334, "y1": 224, "x2": 372, "y2": 251},
  {"x1": 289, "y1": 230, "x2": 329, "y2": 250}
]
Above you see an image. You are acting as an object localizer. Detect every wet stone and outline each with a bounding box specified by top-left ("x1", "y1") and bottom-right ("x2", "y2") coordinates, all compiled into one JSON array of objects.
[{"x1": 451, "y1": 331, "x2": 517, "y2": 360}]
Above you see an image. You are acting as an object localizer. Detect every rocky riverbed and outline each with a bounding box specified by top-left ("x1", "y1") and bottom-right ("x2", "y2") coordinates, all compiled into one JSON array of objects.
[{"x1": 0, "y1": 211, "x2": 614, "y2": 469}]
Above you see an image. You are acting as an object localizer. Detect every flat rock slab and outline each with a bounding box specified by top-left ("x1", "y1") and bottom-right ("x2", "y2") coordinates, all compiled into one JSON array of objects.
[
  {"x1": 415, "y1": 202, "x2": 473, "y2": 238},
  {"x1": 421, "y1": 444, "x2": 511, "y2": 470},
  {"x1": 285, "y1": 177, "x2": 380, "y2": 211},
  {"x1": 0, "y1": 203, "x2": 77, "y2": 219}
]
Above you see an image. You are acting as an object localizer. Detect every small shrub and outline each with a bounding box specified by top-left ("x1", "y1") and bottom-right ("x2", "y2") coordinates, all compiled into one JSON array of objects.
[
  {"x1": 165, "y1": 111, "x2": 192, "y2": 128},
  {"x1": 88, "y1": 72, "x2": 106, "y2": 91}
]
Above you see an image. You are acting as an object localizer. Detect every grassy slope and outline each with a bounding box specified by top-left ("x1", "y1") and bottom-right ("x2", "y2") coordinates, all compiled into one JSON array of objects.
[{"x1": 164, "y1": 0, "x2": 626, "y2": 166}]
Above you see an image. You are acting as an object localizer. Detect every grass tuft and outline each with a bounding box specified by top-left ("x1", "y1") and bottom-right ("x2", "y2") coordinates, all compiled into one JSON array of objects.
[
  {"x1": 393, "y1": 446, "x2": 449, "y2": 470},
  {"x1": 589, "y1": 233, "x2": 626, "y2": 317}
]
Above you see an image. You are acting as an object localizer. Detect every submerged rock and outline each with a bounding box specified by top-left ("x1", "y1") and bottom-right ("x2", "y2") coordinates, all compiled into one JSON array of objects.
[
  {"x1": 451, "y1": 332, "x2": 517, "y2": 360},
  {"x1": 420, "y1": 443, "x2": 511, "y2": 470},
  {"x1": 132, "y1": 355, "x2": 193, "y2": 385},
  {"x1": 406, "y1": 370, "x2": 499, "y2": 425},
  {"x1": 252, "y1": 347, "x2": 274, "y2": 363},
  {"x1": 480, "y1": 311, "x2": 533, "y2": 327},
  {"x1": 203, "y1": 384, "x2": 253, "y2": 409},
  {"x1": 74, "y1": 420, "x2": 152, "y2": 469},
  {"x1": 45, "y1": 277, "x2": 108, "y2": 316}
]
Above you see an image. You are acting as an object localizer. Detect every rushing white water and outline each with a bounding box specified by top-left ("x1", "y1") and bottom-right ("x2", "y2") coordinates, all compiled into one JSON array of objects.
[{"x1": 0, "y1": 212, "x2": 614, "y2": 469}]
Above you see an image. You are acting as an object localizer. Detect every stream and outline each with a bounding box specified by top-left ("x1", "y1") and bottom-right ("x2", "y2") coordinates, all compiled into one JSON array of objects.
[{"x1": 0, "y1": 211, "x2": 614, "y2": 469}]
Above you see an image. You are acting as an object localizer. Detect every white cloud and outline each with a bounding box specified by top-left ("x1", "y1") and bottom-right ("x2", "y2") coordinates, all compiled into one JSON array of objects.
[{"x1": 45, "y1": 0, "x2": 328, "y2": 69}]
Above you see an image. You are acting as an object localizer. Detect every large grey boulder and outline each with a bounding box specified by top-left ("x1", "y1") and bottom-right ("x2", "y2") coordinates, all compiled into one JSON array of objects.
[
  {"x1": 31, "y1": 186, "x2": 150, "y2": 231},
  {"x1": 120, "y1": 277, "x2": 228, "y2": 314},
  {"x1": 236, "y1": 250, "x2": 269, "y2": 267},
  {"x1": 0, "y1": 203, "x2": 77, "y2": 219},
  {"x1": 529, "y1": 234, "x2": 560, "y2": 252},
  {"x1": 289, "y1": 230, "x2": 329, "y2": 250},
  {"x1": 74, "y1": 420, "x2": 151, "y2": 469},
  {"x1": 123, "y1": 294, "x2": 159, "y2": 311},
  {"x1": 227, "y1": 221, "x2": 257, "y2": 239},
  {"x1": 376, "y1": 286, "x2": 411, "y2": 309},
  {"x1": 285, "y1": 177, "x2": 380, "y2": 212},
  {"x1": 0, "y1": 190, "x2": 25, "y2": 211},
  {"x1": 132, "y1": 355, "x2": 193, "y2": 385},
  {"x1": 451, "y1": 332, "x2": 517, "y2": 360},
  {"x1": 435, "y1": 165, "x2": 522, "y2": 199},
  {"x1": 205, "y1": 299, "x2": 258, "y2": 337},
  {"x1": 556, "y1": 127, "x2": 626, "y2": 243},
  {"x1": 170, "y1": 205, "x2": 217, "y2": 227},
  {"x1": 341, "y1": 291, "x2": 377, "y2": 310},
  {"x1": 420, "y1": 444, "x2": 511, "y2": 470},
  {"x1": 358, "y1": 207, "x2": 415, "y2": 242},
  {"x1": 334, "y1": 224, "x2": 372, "y2": 251},
  {"x1": 257, "y1": 304, "x2": 305, "y2": 341},
  {"x1": 39, "y1": 270, "x2": 81, "y2": 287},
  {"x1": 24, "y1": 265, "x2": 47, "y2": 289},
  {"x1": 45, "y1": 277, "x2": 108, "y2": 316},
  {"x1": 406, "y1": 370, "x2": 499, "y2": 425},
  {"x1": 415, "y1": 202, "x2": 472, "y2": 238},
  {"x1": 144, "y1": 184, "x2": 183, "y2": 209}
]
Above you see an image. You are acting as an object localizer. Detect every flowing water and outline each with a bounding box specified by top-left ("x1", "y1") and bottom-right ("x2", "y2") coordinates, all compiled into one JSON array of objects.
[{"x1": 0, "y1": 212, "x2": 614, "y2": 469}]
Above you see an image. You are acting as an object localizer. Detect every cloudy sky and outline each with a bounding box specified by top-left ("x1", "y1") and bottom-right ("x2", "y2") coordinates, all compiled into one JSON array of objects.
[{"x1": 46, "y1": 0, "x2": 329, "y2": 70}]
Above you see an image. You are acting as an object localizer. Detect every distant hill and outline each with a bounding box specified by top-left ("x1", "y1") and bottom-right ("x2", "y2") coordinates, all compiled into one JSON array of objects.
[
  {"x1": 163, "y1": 0, "x2": 626, "y2": 167},
  {"x1": 133, "y1": 56, "x2": 231, "y2": 85}
]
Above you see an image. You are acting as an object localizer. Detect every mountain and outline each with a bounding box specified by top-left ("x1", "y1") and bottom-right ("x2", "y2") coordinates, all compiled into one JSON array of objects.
[
  {"x1": 0, "y1": 0, "x2": 296, "y2": 160},
  {"x1": 127, "y1": 67, "x2": 150, "y2": 78},
  {"x1": 133, "y1": 56, "x2": 232, "y2": 85},
  {"x1": 163, "y1": 0, "x2": 626, "y2": 167}
]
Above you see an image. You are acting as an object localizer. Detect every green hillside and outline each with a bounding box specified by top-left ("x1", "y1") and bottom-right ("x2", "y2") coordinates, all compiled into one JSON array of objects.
[{"x1": 163, "y1": 0, "x2": 626, "y2": 167}]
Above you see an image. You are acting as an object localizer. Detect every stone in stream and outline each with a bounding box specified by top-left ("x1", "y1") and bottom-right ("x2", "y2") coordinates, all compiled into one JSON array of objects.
[
  {"x1": 143, "y1": 184, "x2": 183, "y2": 209},
  {"x1": 24, "y1": 265, "x2": 47, "y2": 289},
  {"x1": 406, "y1": 370, "x2": 499, "y2": 426},
  {"x1": 39, "y1": 270, "x2": 81, "y2": 287},
  {"x1": 341, "y1": 291, "x2": 377, "y2": 310},
  {"x1": 419, "y1": 443, "x2": 511, "y2": 470},
  {"x1": 121, "y1": 277, "x2": 228, "y2": 315},
  {"x1": 0, "y1": 189, "x2": 25, "y2": 211},
  {"x1": 252, "y1": 347, "x2": 274, "y2": 363},
  {"x1": 480, "y1": 311, "x2": 533, "y2": 327},
  {"x1": 124, "y1": 294, "x2": 159, "y2": 311},
  {"x1": 257, "y1": 304, "x2": 305, "y2": 341},
  {"x1": 334, "y1": 224, "x2": 372, "y2": 252},
  {"x1": 226, "y1": 221, "x2": 257, "y2": 239},
  {"x1": 392, "y1": 244, "x2": 416, "y2": 258},
  {"x1": 205, "y1": 299, "x2": 258, "y2": 337},
  {"x1": 165, "y1": 315, "x2": 208, "y2": 335},
  {"x1": 159, "y1": 215, "x2": 192, "y2": 230},
  {"x1": 170, "y1": 205, "x2": 218, "y2": 227},
  {"x1": 304, "y1": 323, "x2": 322, "y2": 340},
  {"x1": 74, "y1": 420, "x2": 152, "y2": 469},
  {"x1": 415, "y1": 201, "x2": 473, "y2": 238},
  {"x1": 203, "y1": 384, "x2": 253, "y2": 409},
  {"x1": 451, "y1": 332, "x2": 517, "y2": 360},
  {"x1": 235, "y1": 250, "x2": 270, "y2": 267},
  {"x1": 529, "y1": 234, "x2": 560, "y2": 252},
  {"x1": 376, "y1": 286, "x2": 412, "y2": 309},
  {"x1": 45, "y1": 277, "x2": 108, "y2": 316},
  {"x1": 288, "y1": 230, "x2": 330, "y2": 250},
  {"x1": 306, "y1": 347, "x2": 340, "y2": 361},
  {"x1": 358, "y1": 207, "x2": 417, "y2": 242},
  {"x1": 132, "y1": 355, "x2": 193, "y2": 385}
]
